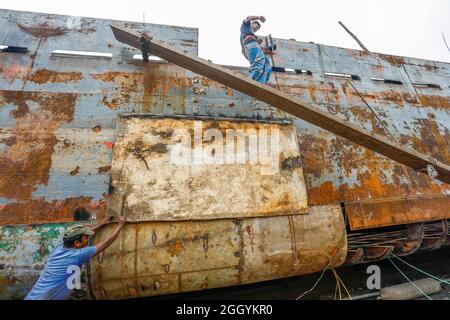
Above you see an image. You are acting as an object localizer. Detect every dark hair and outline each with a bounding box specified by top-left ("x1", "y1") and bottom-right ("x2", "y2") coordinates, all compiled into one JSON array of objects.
[
  {"x1": 253, "y1": 21, "x2": 261, "y2": 29},
  {"x1": 63, "y1": 235, "x2": 84, "y2": 248}
]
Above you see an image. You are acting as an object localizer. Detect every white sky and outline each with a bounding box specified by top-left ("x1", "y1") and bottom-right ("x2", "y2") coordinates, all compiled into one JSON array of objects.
[{"x1": 1, "y1": 0, "x2": 450, "y2": 66}]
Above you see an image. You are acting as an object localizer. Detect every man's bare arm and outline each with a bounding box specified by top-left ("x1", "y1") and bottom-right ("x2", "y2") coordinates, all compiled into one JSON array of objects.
[
  {"x1": 90, "y1": 215, "x2": 113, "y2": 232},
  {"x1": 245, "y1": 15, "x2": 266, "y2": 23},
  {"x1": 94, "y1": 216, "x2": 126, "y2": 256}
]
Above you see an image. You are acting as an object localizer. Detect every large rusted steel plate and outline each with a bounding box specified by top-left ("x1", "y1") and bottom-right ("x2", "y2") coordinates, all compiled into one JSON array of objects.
[
  {"x1": 106, "y1": 115, "x2": 308, "y2": 221},
  {"x1": 89, "y1": 205, "x2": 347, "y2": 299},
  {"x1": 240, "y1": 205, "x2": 347, "y2": 283},
  {"x1": 270, "y1": 39, "x2": 450, "y2": 230},
  {"x1": 90, "y1": 219, "x2": 241, "y2": 299}
]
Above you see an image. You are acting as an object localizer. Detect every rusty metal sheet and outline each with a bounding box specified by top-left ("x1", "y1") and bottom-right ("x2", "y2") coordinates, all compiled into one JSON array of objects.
[
  {"x1": 90, "y1": 219, "x2": 242, "y2": 299},
  {"x1": 89, "y1": 205, "x2": 347, "y2": 299},
  {"x1": 107, "y1": 115, "x2": 308, "y2": 221},
  {"x1": 297, "y1": 125, "x2": 450, "y2": 230},
  {"x1": 270, "y1": 39, "x2": 450, "y2": 230},
  {"x1": 0, "y1": 9, "x2": 198, "y2": 228},
  {"x1": 240, "y1": 205, "x2": 347, "y2": 283},
  {"x1": 111, "y1": 24, "x2": 450, "y2": 184}
]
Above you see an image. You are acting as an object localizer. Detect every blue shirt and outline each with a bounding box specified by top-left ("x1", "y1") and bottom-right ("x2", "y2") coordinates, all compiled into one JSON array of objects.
[{"x1": 25, "y1": 245, "x2": 96, "y2": 300}]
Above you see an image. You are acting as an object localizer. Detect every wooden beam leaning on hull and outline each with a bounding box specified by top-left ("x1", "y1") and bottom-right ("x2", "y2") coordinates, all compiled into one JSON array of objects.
[{"x1": 110, "y1": 24, "x2": 450, "y2": 185}]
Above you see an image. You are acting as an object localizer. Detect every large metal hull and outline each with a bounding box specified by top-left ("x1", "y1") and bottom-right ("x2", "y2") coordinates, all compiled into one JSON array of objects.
[{"x1": 0, "y1": 9, "x2": 449, "y2": 299}]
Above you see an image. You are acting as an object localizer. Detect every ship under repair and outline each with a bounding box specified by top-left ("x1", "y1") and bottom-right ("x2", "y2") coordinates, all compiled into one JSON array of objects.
[{"x1": 0, "y1": 9, "x2": 449, "y2": 299}]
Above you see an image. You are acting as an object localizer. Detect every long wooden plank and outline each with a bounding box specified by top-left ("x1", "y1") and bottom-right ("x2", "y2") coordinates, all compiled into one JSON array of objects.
[{"x1": 110, "y1": 24, "x2": 450, "y2": 185}]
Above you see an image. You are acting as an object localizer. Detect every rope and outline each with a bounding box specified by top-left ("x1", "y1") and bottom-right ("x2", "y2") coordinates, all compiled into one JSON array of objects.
[
  {"x1": 333, "y1": 270, "x2": 342, "y2": 300},
  {"x1": 335, "y1": 276, "x2": 342, "y2": 300},
  {"x1": 332, "y1": 268, "x2": 352, "y2": 300},
  {"x1": 391, "y1": 253, "x2": 450, "y2": 286},
  {"x1": 388, "y1": 257, "x2": 433, "y2": 300},
  {"x1": 334, "y1": 280, "x2": 339, "y2": 300},
  {"x1": 443, "y1": 33, "x2": 450, "y2": 54},
  {"x1": 295, "y1": 259, "x2": 333, "y2": 300}
]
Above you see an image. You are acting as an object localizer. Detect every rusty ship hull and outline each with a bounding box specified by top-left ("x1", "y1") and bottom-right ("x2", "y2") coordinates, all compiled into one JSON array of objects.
[{"x1": 0, "y1": 9, "x2": 449, "y2": 299}]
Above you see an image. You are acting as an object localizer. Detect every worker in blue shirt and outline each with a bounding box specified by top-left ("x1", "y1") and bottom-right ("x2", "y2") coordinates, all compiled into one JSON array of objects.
[
  {"x1": 240, "y1": 15, "x2": 272, "y2": 84},
  {"x1": 25, "y1": 215, "x2": 126, "y2": 300}
]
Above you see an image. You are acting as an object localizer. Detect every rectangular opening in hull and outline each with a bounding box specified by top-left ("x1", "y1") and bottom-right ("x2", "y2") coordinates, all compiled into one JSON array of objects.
[{"x1": 51, "y1": 50, "x2": 112, "y2": 59}]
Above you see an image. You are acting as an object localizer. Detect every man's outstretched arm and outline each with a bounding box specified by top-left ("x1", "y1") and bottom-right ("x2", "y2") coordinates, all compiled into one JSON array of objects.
[
  {"x1": 244, "y1": 15, "x2": 266, "y2": 23},
  {"x1": 90, "y1": 214, "x2": 114, "y2": 232},
  {"x1": 94, "y1": 216, "x2": 126, "y2": 256}
]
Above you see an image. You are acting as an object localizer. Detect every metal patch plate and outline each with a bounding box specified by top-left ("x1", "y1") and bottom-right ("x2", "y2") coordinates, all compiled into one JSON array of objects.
[
  {"x1": 107, "y1": 116, "x2": 308, "y2": 221},
  {"x1": 90, "y1": 205, "x2": 347, "y2": 299}
]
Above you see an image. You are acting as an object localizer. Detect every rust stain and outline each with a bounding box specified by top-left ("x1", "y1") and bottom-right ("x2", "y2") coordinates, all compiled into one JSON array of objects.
[
  {"x1": 415, "y1": 64, "x2": 440, "y2": 72},
  {"x1": 349, "y1": 106, "x2": 388, "y2": 135},
  {"x1": 341, "y1": 82, "x2": 408, "y2": 107},
  {"x1": 169, "y1": 239, "x2": 184, "y2": 256},
  {"x1": 0, "y1": 64, "x2": 29, "y2": 82},
  {"x1": 225, "y1": 87, "x2": 234, "y2": 97},
  {"x1": 70, "y1": 166, "x2": 80, "y2": 176},
  {"x1": 28, "y1": 69, "x2": 83, "y2": 84},
  {"x1": 281, "y1": 156, "x2": 302, "y2": 170},
  {"x1": 354, "y1": 50, "x2": 369, "y2": 58},
  {"x1": 0, "y1": 197, "x2": 106, "y2": 226},
  {"x1": 142, "y1": 65, "x2": 192, "y2": 113},
  {"x1": 0, "y1": 135, "x2": 16, "y2": 147},
  {"x1": 308, "y1": 85, "x2": 318, "y2": 103},
  {"x1": 0, "y1": 90, "x2": 77, "y2": 200},
  {"x1": 307, "y1": 181, "x2": 341, "y2": 206},
  {"x1": 407, "y1": 119, "x2": 450, "y2": 163},
  {"x1": 418, "y1": 94, "x2": 450, "y2": 109},
  {"x1": 380, "y1": 91, "x2": 404, "y2": 105},
  {"x1": 97, "y1": 165, "x2": 111, "y2": 174},
  {"x1": 402, "y1": 93, "x2": 420, "y2": 104},
  {"x1": 298, "y1": 134, "x2": 335, "y2": 180},
  {"x1": 18, "y1": 23, "x2": 68, "y2": 38},
  {"x1": 299, "y1": 129, "x2": 450, "y2": 227},
  {"x1": 377, "y1": 54, "x2": 406, "y2": 66},
  {"x1": 92, "y1": 66, "x2": 192, "y2": 111},
  {"x1": 370, "y1": 64, "x2": 385, "y2": 76},
  {"x1": 347, "y1": 196, "x2": 450, "y2": 230},
  {"x1": 91, "y1": 71, "x2": 142, "y2": 110}
]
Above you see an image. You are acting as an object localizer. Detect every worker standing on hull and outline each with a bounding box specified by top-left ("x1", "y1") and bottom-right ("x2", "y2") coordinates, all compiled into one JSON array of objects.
[
  {"x1": 240, "y1": 15, "x2": 272, "y2": 84},
  {"x1": 25, "y1": 215, "x2": 126, "y2": 300}
]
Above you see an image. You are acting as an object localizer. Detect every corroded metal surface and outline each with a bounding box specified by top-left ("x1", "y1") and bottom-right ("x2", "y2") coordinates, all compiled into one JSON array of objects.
[
  {"x1": 270, "y1": 39, "x2": 450, "y2": 230},
  {"x1": 346, "y1": 219, "x2": 450, "y2": 265},
  {"x1": 0, "y1": 9, "x2": 198, "y2": 227},
  {"x1": 107, "y1": 116, "x2": 308, "y2": 221},
  {"x1": 0, "y1": 8, "x2": 449, "y2": 299},
  {"x1": 111, "y1": 24, "x2": 450, "y2": 185},
  {"x1": 90, "y1": 205, "x2": 346, "y2": 299}
]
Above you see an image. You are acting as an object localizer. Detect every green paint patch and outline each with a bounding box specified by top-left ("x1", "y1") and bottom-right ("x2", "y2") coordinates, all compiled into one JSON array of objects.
[
  {"x1": 0, "y1": 226, "x2": 20, "y2": 253},
  {"x1": 0, "y1": 223, "x2": 76, "y2": 262},
  {"x1": 32, "y1": 223, "x2": 75, "y2": 263}
]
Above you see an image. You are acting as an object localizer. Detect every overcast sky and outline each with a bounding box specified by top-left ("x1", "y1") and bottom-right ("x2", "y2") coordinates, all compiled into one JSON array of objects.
[{"x1": 1, "y1": 0, "x2": 450, "y2": 66}]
